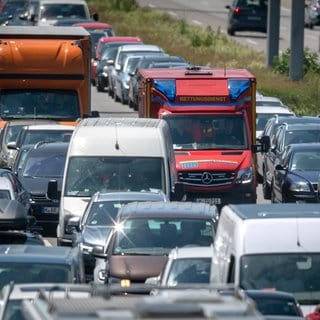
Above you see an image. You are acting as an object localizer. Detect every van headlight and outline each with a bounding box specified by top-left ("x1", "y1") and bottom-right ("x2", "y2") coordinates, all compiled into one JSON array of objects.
[
  {"x1": 236, "y1": 167, "x2": 253, "y2": 184},
  {"x1": 289, "y1": 182, "x2": 310, "y2": 192}
]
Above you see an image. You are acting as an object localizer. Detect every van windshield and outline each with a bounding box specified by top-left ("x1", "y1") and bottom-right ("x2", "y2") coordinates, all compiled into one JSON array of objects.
[
  {"x1": 64, "y1": 156, "x2": 165, "y2": 197},
  {"x1": 240, "y1": 254, "x2": 320, "y2": 299}
]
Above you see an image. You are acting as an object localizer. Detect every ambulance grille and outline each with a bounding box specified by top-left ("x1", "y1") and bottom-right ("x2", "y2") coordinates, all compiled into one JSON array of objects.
[{"x1": 178, "y1": 171, "x2": 235, "y2": 187}]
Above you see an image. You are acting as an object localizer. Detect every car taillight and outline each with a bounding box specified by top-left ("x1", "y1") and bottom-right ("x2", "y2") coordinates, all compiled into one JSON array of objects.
[{"x1": 233, "y1": 7, "x2": 240, "y2": 15}]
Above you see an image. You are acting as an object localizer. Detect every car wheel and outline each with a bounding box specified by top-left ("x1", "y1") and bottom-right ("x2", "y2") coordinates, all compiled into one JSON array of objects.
[
  {"x1": 96, "y1": 80, "x2": 104, "y2": 92},
  {"x1": 227, "y1": 27, "x2": 235, "y2": 36},
  {"x1": 257, "y1": 172, "x2": 263, "y2": 184},
  {"x1": 262, "y1": 169, "x2": 271, "y2": 200}
]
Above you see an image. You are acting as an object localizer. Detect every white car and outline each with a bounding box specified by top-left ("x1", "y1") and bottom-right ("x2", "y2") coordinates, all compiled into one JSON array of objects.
[
  {"x1": 256, "y1": 95, "x2": 287, "y2": 108},
  {"x1": 256, "y1": 105, "x2": 295, "y2": 139},
  {"x1": 146, "y1": 245, "x2": 213, "y2": 286}
]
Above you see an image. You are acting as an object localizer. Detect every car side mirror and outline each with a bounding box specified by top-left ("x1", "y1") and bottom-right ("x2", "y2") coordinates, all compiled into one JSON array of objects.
[{"x1": 7, "y1": 141, "x2": 17, "y2": 150}]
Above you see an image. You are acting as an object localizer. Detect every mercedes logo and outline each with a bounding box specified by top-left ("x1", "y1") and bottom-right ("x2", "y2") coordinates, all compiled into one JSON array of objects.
[{"x1": 201, "y1": 172, "x2": 214, "y2": 184}]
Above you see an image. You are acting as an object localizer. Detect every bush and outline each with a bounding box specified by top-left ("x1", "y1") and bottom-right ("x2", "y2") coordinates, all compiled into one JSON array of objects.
[{"x1": 274, "y1": 48, "x2": 320, "y2": 76}]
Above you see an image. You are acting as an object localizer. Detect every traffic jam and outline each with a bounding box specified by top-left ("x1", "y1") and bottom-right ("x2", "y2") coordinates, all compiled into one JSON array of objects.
[{"x1": 0, "y1": 0, "x2": 320, "y2": 318}]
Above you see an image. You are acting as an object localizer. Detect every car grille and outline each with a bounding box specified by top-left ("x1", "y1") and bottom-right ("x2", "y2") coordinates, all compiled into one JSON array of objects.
[
  {"x1": 31, "y1": 193, "x2": 48, "y2": 201},
  {"x1": 178, "y1": 171, "x2": 235, "y2": 187}
]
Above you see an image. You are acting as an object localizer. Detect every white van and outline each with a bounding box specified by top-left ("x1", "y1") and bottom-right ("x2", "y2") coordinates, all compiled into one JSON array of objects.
[
  {"x1": 211, "y1": 203, "x2": 320, "y2": 316},
  {"x1": 56, "y1": 117, "x2": 184, "y2": 246}
]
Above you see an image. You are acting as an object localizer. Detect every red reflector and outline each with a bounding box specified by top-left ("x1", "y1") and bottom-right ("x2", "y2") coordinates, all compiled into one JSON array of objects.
[{"x1": 233, "y1": 7, "x2": 240, "y2": 14}]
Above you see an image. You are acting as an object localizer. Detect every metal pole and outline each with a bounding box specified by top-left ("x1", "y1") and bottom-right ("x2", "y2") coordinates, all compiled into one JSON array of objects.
[{"x1": 266, "y1": 0, "x2": 280, "y2": 67}]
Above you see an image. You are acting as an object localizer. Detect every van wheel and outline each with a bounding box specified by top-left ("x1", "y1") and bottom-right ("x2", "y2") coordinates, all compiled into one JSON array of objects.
[
  {"x1": 96, "y1": 81, "x2": 104, "y2": 92},
  {"x1": 227, "y1": 27, "x2": 235, "y2": 36},
  {"x1": 262, "y1": 170, "x2": 271, "y2": 200}
]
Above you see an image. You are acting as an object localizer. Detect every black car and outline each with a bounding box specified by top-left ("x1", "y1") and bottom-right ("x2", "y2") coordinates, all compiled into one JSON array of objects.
[
  {"x1": 271, "y1": 143, "x2": 320, "y2": 203},
  {"x1": 0, "y1": 245, "x2": 85, "y2": 289},
  {"x1": 305, "y1": 0, "x2": 320, "y2": 29},
  {"x1": 17, "y1": 142, "x2": 69, "y2": 236},
  {"x1": 226, "y1": 0, "x2": 268, "y2": 36},
  {"x1": 244, "y1": 290, "x2": 303, "y2": 317},
  {"x1": 260, "y1": 116, "x2": 320, "y2": 199}
]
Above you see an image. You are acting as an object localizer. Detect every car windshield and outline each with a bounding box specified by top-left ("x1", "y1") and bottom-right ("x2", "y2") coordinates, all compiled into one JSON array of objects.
[
  {"x1": 256, "y1": 113, "x2": 292, "y2": 131},
  {"x1": 291, "y1": 151, "x2": 320, "y2": 171},
  {"x1": 22, "y1": 130, "x2": 72, "y2": 145},
  {"x1": 65, "y1": 157, "x2": 165, "y2": 197},
  {"x1": 85, "y1": 201, "x2": 131, "y2": 226},
  {"x1": 0, "y1": 90, "x2": 80, "y2": 120},
  {"x1": 166, "y1": 257, "x2": 211, "y2": 286},
  {"x1": 113, "y1": 218, "x2": 214, "y2": 255},
  {"x1": 240, "y1": 253, "x2": 320, "y2": 299},
  {"x1": 22, "y1": 153, "x2": 66, "y2": 178},
  {"x1": 0, "y1": 264, "x2": 71, "y2": 288},
  {"x1": 40, "y1": 4, "x2": 87, "y2": 19},
  {"x1": 285, "y1": 129, "x2": 320, "y2": 145},
  {"x1": 163, "y1": 114, "x2": 248, "y2": 150}
]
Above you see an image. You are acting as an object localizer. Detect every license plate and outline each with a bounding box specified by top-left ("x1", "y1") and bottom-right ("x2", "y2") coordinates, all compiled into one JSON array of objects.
[
  {"x1": 195, "y1": 198, "x2": 221, "y2": 205},
  {"x1": 41, "y1": 207, "x2": 59, "y2": 214},
  {"x1": 247, "y1": 16, "x2": 261, "y2": 21}
]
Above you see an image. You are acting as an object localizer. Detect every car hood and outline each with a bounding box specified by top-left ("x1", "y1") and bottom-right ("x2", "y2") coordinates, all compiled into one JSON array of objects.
[
  {"x1": 175, "y1": 150, "x2": 251, "y2": 171},
  {"x1": 82, "y1": 226, "x2": 113, "y2": 247},
  {"x1": 20, "y1": 176, "x2": 63, "y2": 194},
  {"x1": 110, "y1": 255, "x2": 167, "y2": 282}
]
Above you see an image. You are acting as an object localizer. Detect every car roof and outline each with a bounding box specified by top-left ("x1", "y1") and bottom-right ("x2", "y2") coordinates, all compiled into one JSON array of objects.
[
  {"x1": 91, "y1": 191, "x2": 169, "y2": 202},
  {"x1": 0, "y1": 245, "x2": 79, "y2": 263},
  {"x1": 256, "y1": 106, "x2": 294, "y2": 114},
  {"x1": 270, "y1": 115, "x2": 320, "y2": 125},
  {"x1": 244, "y1": 289, "x2": 297, "y2": 300},
  {"x1": 168, "y1": 245, "x2": 214, "y2": 259},
  {"x1": 21, "y1": 124, "x2": 75, "y2": 130},
  {"x1": 73, "y1": 22, "x2": 112, "y2": 28},
  {"x1": 284, "y1": 122, "x2": 320, "y2": 130},
  {"x1": 286, "y1": 142, "x2": 320, "y2": 151},
  {"x1": 118, "y1": 44, "x2": 163, "y2": 52},
  {"x1": 117, "y1": 201, "x2": 218, "y2": 220},
  {"x1": 225, "y1": 203, "x2": 320, "y2": 220},
  {"x1": 98, "y1": 36, "x2": 142, "y2": 43}
]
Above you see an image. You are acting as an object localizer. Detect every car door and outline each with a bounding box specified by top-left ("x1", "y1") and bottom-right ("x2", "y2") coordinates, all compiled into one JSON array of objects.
[{"x1": 272, "y1": 146, "x2": 291, "y2": 203}]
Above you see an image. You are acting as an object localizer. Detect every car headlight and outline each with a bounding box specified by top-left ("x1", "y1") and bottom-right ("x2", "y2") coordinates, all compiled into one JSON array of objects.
[
  {"x1": 289, "y1": 182, "x2": 311, "y2": 192},
  {"x1": 236, "y1": 167, "x2": 253, "y2": 184}
]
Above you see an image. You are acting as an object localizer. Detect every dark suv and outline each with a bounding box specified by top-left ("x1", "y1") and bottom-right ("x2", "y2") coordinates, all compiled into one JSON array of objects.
[
  {"x1": 226, "y1": 0, "x2": 268, "y2": 36},
  {"x1": 17, "y1": 142, "x2": 69, "y2": 236},
  {"x1": 262, "y1": 122, "x2": 320, "y2": 199}
]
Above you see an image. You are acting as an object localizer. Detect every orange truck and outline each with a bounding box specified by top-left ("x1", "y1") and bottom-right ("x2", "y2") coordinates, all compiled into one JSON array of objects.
[
  {"x1": 138, "y1": 67, "x2": 268, "y2": 208},
  {"x1": 0, "y1": 26, "x2": 99, "y2": 125}
]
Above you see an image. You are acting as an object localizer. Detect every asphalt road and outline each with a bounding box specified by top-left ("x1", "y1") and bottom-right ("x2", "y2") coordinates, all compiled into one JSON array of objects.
[{"x1": 135, "y1": 0, "x2": 320, "y2": 57}]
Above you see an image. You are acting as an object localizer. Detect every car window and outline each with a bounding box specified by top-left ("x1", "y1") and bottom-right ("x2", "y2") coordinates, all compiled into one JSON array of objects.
[
  {"x1": 166, "y1": 257, "x2": 211, "y2": 286},
  {"x1": 0, "y1": 190, "x2": 11, "y2": 200}
]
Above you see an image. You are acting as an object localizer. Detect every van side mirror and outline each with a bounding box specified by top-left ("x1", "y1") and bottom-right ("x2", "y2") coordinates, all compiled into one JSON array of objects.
[
  {"x1": 47, "y1": 179, "x2": 59, "y2": 200},
  {"x1": 171, "y1": 182, "x2": 185, "y2": 201}
]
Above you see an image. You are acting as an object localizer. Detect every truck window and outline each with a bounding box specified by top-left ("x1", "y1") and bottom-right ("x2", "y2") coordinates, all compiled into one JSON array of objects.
[
  {"x1": 0, "y1": 90, "x2": 80, "y2": 120},
  {"x1": 64, "y1": 156, "x2": 165, "y2": 197}
]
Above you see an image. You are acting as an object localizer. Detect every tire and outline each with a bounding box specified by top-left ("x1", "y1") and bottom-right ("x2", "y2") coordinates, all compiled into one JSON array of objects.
[
  {"x1": 270, "y1": 181, "x2": 276, "y2": 203},
  {"x1": 262, "y1": 169, "x2": 271, "y2": 200},
  {"x1": 96, "y1": 80, "x2": 104, "y2": 92},
  {"x1": 227, "y1": 27, "x2": 235, "y2": 36}
]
